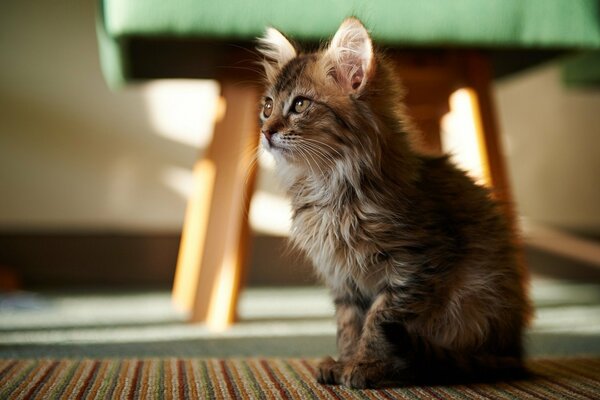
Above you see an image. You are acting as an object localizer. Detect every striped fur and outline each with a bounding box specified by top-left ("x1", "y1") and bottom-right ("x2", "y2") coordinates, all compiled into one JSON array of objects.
[
  {"x1": 0, "y1": 358, "x2": 598, "y2": 399},
  {"x1": 257, "y1": 18, "x2": 531, "y2": 388}
]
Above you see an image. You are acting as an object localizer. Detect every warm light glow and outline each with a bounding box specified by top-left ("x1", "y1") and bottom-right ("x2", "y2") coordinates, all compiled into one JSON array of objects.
[
  {"x1": 172, "y1": 159, "x2": 216, "y2": 312},
  {"x1": 249, "y1": 190, "x2": 292, "y2": 236},
  {"x1": 143, "y1": 80, "x2": 220, "y2": 148},
  {"x1": 441, "y1": 88, "x2": 485, "y2": 184},
  {"x1": 215, "y1": 96, "x2": 227, "y2": 123},
  {"x1": 206, "y1": 251, "x2": 237, "y2": 332},
  {"x1": 159, "y1": 166, "x2": 194, "y2": 198}
]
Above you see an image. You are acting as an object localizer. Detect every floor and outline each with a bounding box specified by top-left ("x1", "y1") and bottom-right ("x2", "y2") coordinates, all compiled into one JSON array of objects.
[{"x1": 1, "y1": 278, "x2": 600, "y2": 359}]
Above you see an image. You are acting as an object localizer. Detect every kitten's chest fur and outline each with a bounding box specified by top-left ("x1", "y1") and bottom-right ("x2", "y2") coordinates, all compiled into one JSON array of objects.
[{"x1": 288, "y1": 175, "x2": 388, "y2": 296}]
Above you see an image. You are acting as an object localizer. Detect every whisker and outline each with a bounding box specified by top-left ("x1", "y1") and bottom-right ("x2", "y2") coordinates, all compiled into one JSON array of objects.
[
  {"x1": 300, "y1": 141, "x2": 337, "y2": 169},
  {"x1": 295, "y1": 140, "x2": 330, "y2": 176},
  {"x1": 302, "y1": 137, "x2": 344, "y2": 159},
  {"x1": 294, "y1": 144, "x2": 322, "y2": 177},
  {"x1": 300, "y1": 144, "x2": 327, "y2": 178}
]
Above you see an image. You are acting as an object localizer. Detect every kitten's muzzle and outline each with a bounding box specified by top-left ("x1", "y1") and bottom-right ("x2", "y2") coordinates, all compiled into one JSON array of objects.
[{"x1": 261, "y1": 129, "x2": 275, "y2": 146}]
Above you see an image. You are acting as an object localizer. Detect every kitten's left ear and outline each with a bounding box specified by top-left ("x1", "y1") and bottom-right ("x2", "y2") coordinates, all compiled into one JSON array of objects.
[
  {"x1": 326, "y1": 18, "x2": 374, "y2": 92},
  {"x1": 257, "y1": 27, "x2": 297, "y2": 81}
]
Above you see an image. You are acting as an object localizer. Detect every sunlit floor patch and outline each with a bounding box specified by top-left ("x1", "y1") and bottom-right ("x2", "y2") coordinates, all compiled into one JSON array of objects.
[{"x1": 0, "y1": 278, "x2": 599, "y2": 357}]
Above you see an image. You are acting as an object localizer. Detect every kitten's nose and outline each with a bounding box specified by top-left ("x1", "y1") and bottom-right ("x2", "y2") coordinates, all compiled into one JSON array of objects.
[{"x1": 262, "y1": 129, "x2": 274, "y2": 144}]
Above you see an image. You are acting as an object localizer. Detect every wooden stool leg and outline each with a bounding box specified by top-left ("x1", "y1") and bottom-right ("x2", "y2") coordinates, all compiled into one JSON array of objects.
[
  {"x1": 461, "y1": 52, "x2": 515, "y2": 224},
  {"x1": 172, "y1": 82, "x2": 259, "y2": 330},
  {"x1": 461, "y1": 52, "x2": 530, "y2": 309}
]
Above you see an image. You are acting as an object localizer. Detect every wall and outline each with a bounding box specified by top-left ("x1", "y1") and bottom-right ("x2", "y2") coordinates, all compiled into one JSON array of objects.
[
  {"x1": 496, "y1": 63, "x2": 600, "y2": 236},
  {"x1": 0, "y1": 1, "x2": 216, "y2": 232}
]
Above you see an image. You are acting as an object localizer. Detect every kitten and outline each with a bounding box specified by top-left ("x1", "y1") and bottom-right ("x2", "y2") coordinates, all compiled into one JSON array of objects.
[{"x1": 256, "y1": 18, "x2": 531, "y2": 388}]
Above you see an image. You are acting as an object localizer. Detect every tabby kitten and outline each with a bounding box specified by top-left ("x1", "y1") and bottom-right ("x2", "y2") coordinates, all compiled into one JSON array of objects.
[{"x1": 256, "y1": 18, "x2": 530, "y2": 388}]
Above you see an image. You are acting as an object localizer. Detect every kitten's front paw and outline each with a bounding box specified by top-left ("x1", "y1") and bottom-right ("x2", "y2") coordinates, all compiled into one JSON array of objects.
[
  {"x1": 341, "y1": 360, "x2": 386, "y2": 389},
  {"x1": 341, "y1": 358, "x2": 411, "y2": 388},
  {"x1": 316, "y1": 356, "x2": 343, "y2": 385},
  {"x1": 341, "y1": 361, "x2": 369, "y2": 389}
]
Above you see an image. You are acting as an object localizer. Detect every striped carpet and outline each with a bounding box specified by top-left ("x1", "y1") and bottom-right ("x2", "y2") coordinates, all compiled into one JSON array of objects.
[{"x1": 0, "y1": 358, "x2": 598, "y2": 399}]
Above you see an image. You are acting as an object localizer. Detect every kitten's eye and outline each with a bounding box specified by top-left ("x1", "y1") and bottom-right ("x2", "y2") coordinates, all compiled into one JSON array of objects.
[
  {"x1": 263, "y1": 98, "x2": 273, "y2": 118},
  {"x1": 292, "y1": 97, "x2": 311, "y2": 113}
]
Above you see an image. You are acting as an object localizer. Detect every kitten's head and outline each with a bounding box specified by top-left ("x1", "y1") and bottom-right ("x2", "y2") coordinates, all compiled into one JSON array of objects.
[{"x1": 257, "y1": 18, "x2": 403, "y2": 174}]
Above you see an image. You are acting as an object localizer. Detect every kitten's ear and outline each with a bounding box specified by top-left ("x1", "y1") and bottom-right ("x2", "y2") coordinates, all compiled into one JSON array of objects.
[
  {"x1": 325, "y1": 18, "x2": 373, "y2": 92},
  {"x1": 257, "y1": 27, "x2": 297, "y2": 81}
]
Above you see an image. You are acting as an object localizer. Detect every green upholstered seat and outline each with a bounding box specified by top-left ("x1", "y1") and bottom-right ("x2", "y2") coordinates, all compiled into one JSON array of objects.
[
  {"x1": 98, "y1": 0, "x2": 600, "y2": 86},
  {"x1": 102, "y1": 0, "x2": 600, "y2": 46}
]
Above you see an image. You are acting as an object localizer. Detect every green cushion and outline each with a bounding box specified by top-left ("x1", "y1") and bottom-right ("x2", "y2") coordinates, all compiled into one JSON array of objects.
[
  {"x1": 98, "y1": 0, "x2": 600, "y2": 87},
  {"x1": 103, "y1": 0, "x2": 600, "y2": 46}
]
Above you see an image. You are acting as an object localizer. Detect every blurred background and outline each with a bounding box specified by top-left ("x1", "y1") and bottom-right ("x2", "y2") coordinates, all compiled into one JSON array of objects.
[{"x1": 1, "y1": 1, "x2": 599, "y2": 358}]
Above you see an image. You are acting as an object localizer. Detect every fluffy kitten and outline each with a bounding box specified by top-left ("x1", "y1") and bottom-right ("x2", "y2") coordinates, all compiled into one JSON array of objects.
[{"x1": 256, "y1": 18, "x2": 530, "y2": 388}]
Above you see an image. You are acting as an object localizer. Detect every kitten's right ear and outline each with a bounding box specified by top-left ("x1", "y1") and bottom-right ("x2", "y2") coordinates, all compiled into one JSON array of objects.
[
  {"x1": 325, "y1": 18, "x2": 373, "y2": 92},
  {"x1": 257, "y1": 27, "x2": 297, "y2": 81}
]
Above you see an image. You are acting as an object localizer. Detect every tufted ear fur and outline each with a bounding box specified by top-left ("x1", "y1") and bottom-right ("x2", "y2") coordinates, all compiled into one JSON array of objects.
[
  {"x1": 325, "y1": 18, "x2": 373, "y2": 92},
  {"x1": 257, "y1": 27, "x2": 297, "y2": 81}
]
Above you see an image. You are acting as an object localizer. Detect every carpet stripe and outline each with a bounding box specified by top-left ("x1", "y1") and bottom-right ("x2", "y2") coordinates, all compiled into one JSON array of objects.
[
  {"x1": 247, "y1": 359, "x2": 274, "y2": 399},
  {"x1": 53, "y1": 360, "x2": 83, "y2": 400},
  {"x1": 432, "y1": 385, "x2": 475, "y2": 400},
  {"x1": 209, "y1": 358, "x2": 230, "y2": 399},
  {"x1": 529, "y1": 363, "x2": 592, "y2": 400},
  {"x1": 271, "y1": 359, "x2": 305, "y2": 400},
  {"x1": 128, "y1": 360, "x2": 143, "y2": 400},
  {"x1": 157, "y1": 358, "x2": 165, "y2": 399},
  {"x1": 197, "y1": 359, "x2": 215, "y2": 399},
  {"x1": 76, "y1": 360, "x2": 101, "y2": 400},
  {"x1": 137, "y1": 359, "x2": 152, "y2": 400},
  {"x1": 25, "y1": 360, "x2": 62, "y2": 399},
  {"x1": 454, "y1": 383, "x2": 508, "y2": 400},
  {"x1": 381, "y1": 387, "x2": 421, "y2": 400},
  {"x1": 506, "y1": 380, "x2": 549, "y2": 400},
  {"x1": 534, "y1": 359, "x2": 599, "y2": 398},
  {"x1": 31, "y1": 360, "x2": 66, "y2": 400},
  {"x1": 166, "y1": 358, "x2": 177, "y2": 400},
  {"x1": 114, "y1": 359, "x2": 134, "y2": 399},
  {"x1": 60, "y1": 359, "x2": 89, "y2": 399},
  {"x1": 19, "y1": 360, "x2": 59, "y2": 400},
  {"x1": 109, "y1": 359, "x2": 129, "y2": 399},
  {"x1": 260, "y1": 358, "x2": 295, "y2": 399},
  {"x1": 0, "y1": 357, "x2": 599, "y2": 399},
  {"x1": 0, "y1": 360, "x2": 18, "y2": 382},
  {"x1": 13, "y1": 360, "x2": 48, "y2": 399},
  {"x1": 0, "y1": 360, "x2": 36, "y2": 397},
  {"x1": 182, "y1": 360, "x2": 198, "y2": 400},
  {"x1": 173, "y1": 358, "x2": 184, "y2": 400},
  {"x1": 282, "y1": 359, "x2": 324, "y2": 399},
  {"x1": 228, "y1": 360, "x2": 252, "y2": 400},
  {"x1": 219, "y1": 359, "x2": 239, "y2": 399},
  {"x1": 545, "y1": 358, "x2": 600, "y2": 385},
  {"x1": 90, "y1": 359, "x2": 113, "y2": 400},
  {"x1": 230, "y1": 359, "x2": 252, "y2": 399},
  {"x1": 31, "y1": 360, "x2": 69, "y2": 399},
  {"x1": 176, "y1": 359, "x2": 188, "y2": 400},
  {"x1": 537, "y1": 359, "x2": 594, "y2": 389},
  {"x1": 240, "y1": 359, "x2": 267, "y2": 400},
  {"x1": 214, "y1": 359, "x2": 234, "y2": 399},
  {"x1": 129, "y1": 359, "x2": 143, "y2": 399},
  {"x1": 102, "y1": 359, "x2": 124, "y2": 399}
]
